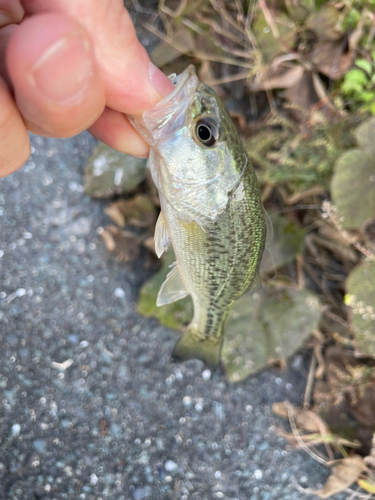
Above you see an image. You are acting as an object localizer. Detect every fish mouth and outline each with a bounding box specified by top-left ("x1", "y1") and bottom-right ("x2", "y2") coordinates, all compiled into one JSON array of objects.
[
  {"x1": 164, "y1": 65, "x2": 198, "y2": 103},
  {"x1": 129, "y1": 65, "x2": 200, "y2": 146}
]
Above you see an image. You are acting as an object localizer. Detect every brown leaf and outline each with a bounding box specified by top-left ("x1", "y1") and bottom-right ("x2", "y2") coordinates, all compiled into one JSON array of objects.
[
  {"x1": 272, "y1": 401, "x2": 329, "y2": 434},
  {"x1": 142, "y1": 236, "x2": 156, "y2": 256},
  {"x1": 249, "y1": 63, "x2": 304, "y2": 91},
  {"x1": 272, "y1": 401, "x2": 293, "y2": 419},
  {"x1": 315, "y1": 456, "x2": 366, "y2": 498},
  {"x1": 100, "y1": 226, "x2": 141, "y2": 263},
  {"x1": 323, "y1": 346, "x2": 375, "y2": 429},
  {"x1": 311, "y1": 40, "x2": 353, "y2": 80},
  {"x1": 104, "y1": 194, "x2": 157, "y2": 229},
  {"x1": 307, "y1": 5, "x2": 343, "y2": 42},
  {"x1": 284, "y1": 71, "x2": 319, "y2": 119},
  {"x1": 104, "y1": 205, "x2": 126, "y2": 228}
]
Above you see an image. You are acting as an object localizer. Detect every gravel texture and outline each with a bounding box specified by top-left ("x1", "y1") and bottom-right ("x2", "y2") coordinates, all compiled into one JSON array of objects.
[{"x1": 0, "y1": 133, "x2": 336, "y2": 500}]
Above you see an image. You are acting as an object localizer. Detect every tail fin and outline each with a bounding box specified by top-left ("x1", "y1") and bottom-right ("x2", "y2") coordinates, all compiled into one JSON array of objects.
[{"x1": 171, "y1": 328, "x2": 223, "y2": 368}]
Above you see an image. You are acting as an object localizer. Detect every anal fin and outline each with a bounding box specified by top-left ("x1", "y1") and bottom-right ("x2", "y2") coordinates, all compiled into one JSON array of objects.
[
  {"x1": 157, "y1": 263, "x2": 188, "y2": 306},
  {"x1": 155, "y1": 211, "x2": 170, "y2": 258}
]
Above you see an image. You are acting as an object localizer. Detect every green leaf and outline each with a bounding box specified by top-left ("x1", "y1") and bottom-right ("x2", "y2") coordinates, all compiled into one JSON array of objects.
[
  {"x1": 345, "y1": 260, "x2": 375, "y2": 356},
  {"x1": 260, "y1": 213, "x2": 305, "y2": 275},
  {"x1": 137, "y1": 250, "x2": 193, "y2": 330},
  {"x1": 341, "y1": 69, "x2": 369, "y2": 94},
  {"x1": 369, "y1": 102, "x2": 375, "y2": 115},
  {"x1": 84, "y1": 143, "x2": 147, "y2": 198},
  {"x1": 222, "y1": 286, "x2": 321, "y2": 381},
  {"x1": 355, "y1": 59, "x2": 373, "y2": 76},
  {"x1": 357, "y1": 90, "x2": 375, "y2": 103},
  {"x1": 252, "y1": 11, "x2": 296, "y2": 64},
  {"x1": 354, "y1": 117, "x2": 375, "y2": 157},
  {"x1": 331, "y1": 118, "x2": 375, "y2": 229}
]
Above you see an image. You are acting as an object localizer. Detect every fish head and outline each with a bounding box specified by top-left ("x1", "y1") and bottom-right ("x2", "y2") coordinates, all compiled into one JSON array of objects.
[{"x1": 130, "y1": 65, "x2": 246, "y2": 224}]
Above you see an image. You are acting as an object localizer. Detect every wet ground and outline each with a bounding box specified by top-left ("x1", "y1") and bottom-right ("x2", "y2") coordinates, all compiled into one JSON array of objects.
[{"x1": 0, "y1": 132, "x2": 336, "y2": 500}]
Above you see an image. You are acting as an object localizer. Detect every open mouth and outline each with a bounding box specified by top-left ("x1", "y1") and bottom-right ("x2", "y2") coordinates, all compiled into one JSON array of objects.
[
  {"x1": 151, "y1": 65, "x2": 199, "y2": 110},
  {"x1": 128, "y1": 65, "x2": 200, "y2": 146}
]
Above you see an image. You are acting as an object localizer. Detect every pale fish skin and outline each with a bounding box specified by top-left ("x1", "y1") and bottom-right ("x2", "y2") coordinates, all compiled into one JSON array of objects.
[{"x1": 130, "y1": 65, "x2": 266, "y2": 367}]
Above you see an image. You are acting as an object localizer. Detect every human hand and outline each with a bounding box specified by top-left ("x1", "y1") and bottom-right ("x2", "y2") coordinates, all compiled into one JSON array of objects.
[{"x1": 0, "y1": 0, "x2": 174, "y2": 177}]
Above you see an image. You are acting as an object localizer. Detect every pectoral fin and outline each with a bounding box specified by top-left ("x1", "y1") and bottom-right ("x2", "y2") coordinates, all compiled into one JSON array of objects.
[
  {"x1": 154, "y1": 211, "x2": 170, "y2": 258},
  {"x1": 157, "y1": 263, "x2": 188, "y2": 306}
]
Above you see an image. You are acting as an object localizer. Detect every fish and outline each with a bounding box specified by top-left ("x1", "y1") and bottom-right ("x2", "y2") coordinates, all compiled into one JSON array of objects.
[{"x1": 129, "y1": 65, "x2": 266, "y2": 367}]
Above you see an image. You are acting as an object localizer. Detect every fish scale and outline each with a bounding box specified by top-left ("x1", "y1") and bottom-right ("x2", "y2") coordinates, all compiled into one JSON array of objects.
[{"x1": 130, "y1": 65, "x2": 266, "y2": 367}]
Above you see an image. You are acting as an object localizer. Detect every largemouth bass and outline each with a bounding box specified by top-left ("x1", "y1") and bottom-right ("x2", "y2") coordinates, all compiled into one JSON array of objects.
[{"x1": 130, "y1": 65, "x2": 266, "y2": 367}]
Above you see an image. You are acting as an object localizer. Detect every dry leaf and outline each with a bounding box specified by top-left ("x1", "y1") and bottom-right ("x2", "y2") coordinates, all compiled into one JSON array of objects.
[
  {"x1": 249, "y1": 64, "x2": 304, "y2": 91},
  {"x1": 315, "y1": 456, "x2": 366, "y2": 498},
  {"x1": 143, "y1": 236, "x2": 156, "y2": 255},
  {"x1": 104, "y1": 195, "x2": 157, "y2": 229},
  {"x1": 100, "y1": 226, "x2": 141, "y2": 262},
  {"x1": 311, "y1": 40, "x2": 353, "y2": 80},
  {"x1": 272, "y1": 401, "x2": 330, "y2": 434},
  {"x1": 306, "y1": 5, "x2": 343, "y2": 42},
  {"x1": 104, "y1": 204, "x2": 126, "y2": 228},
  {"x1": 284, "y1": 72, "x2": 319, "y2": 118}
]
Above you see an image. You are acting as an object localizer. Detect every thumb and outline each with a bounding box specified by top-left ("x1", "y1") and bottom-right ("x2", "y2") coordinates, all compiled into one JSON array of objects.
[{"x1": 21, "y1": 0, "x2": 174, "y2": 115}]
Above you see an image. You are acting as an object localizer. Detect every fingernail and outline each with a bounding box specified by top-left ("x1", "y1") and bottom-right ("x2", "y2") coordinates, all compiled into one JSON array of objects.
[
  {"x1": 149, "y1": 62, "x2": 174, "y2": 99},
  {"x1": 30, "y1": 33, "x2": 93, "y2": 104}
]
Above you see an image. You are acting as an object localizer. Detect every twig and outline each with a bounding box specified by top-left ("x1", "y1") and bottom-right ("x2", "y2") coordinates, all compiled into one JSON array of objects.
[
  {"x1": 287, "y1": 408, "x2": 329, "y2": 466},
  {"x1": 286, "y1": 186, "x2": 325, "y2": 206},
  {"x1": 196, "y1": 14, "x2": 247, "y2": 47},
  {"x1": 204, "y1": 71, "x2": 250, "y2": 86},
  {"x1": 322, "y1": 201, "x2": 375, "y2": 262},
  {"x1": 296, "y1": 254, "x2": 305, "y2": 290},
  {"x1": 159, "y1": 0, "x2": 188, "y2": 18},
  {"x1": 303, "y1": 352, "x2": 316, "y2": 409},
  {"x1": 210, "y1": 0, "x2": 247, "y2": 36},
  {"x1": 303, "y1": 260, "x2": 341, "y2": 309},
  {"x1": 144, "y1": 23, "x2": 254, "y2": 68}
]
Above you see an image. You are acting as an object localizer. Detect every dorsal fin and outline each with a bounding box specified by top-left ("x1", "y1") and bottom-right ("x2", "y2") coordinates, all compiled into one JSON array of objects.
[
  {"x1": 157, "y1": 263, "x2": 188, "y2": 306},
  {"x1": 154, "y1": 211, "x2": 170, "y2": 258}
]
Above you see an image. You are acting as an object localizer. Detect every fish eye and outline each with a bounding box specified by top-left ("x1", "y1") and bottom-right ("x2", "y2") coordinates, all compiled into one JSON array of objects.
[{"x1": 194, "y1": 118, "x2": 220, "y2": 147}]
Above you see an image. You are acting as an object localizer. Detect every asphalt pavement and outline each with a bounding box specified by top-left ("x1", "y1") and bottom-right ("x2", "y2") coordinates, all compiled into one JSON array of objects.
[{"x1": 0, "y1": 132, "x2": 340, "y2": 499}]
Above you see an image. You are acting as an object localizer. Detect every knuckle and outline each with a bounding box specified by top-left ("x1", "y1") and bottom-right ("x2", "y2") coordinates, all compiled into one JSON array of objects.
[{"x1": 0, "y1": 0, "x2": 24, "y2": 27}]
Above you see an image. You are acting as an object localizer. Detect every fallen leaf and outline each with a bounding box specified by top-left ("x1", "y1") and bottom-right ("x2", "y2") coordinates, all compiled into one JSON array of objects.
[
  {"x1": 306, "y1": 5, "x2": 343, "y2": 42},
  {"x1": 249, "y1": 64, "x2": 304, "y2": 91},
  {"x1": 252, "y1": 10, "x2": 296, "y2": 64},
  {"x1": 272, "y1": 401, "x2": 330, "y2": 434},
  {"x1": 310, "y1": 40, "x2": 353, "y2": 80},
  {"x1": 284, "y1": 71, "x2": 320, "y2": 118},
  {"x1": 84, "y1": 143, "x2": 147, "y2": 198},
  {"x1": 331, "y1": 118, "x2": 375, "y2": 230},
  {"x1": 100, "y1": 226, "x2": 141, "y2": 262},
  {"x1": 222, "y1": 286, "x2": 320, "y2": 381},
  {"x1": 315, "y1": 456, "x2": 366, "y2": 498},
  {"x1": 260, "y1": 213, "x2": 305, "y2": 275},
  {"x1": 142, "y1": 236, "x2": 156, "y2": 255},
  {"x1": 137, "y1": 250, "x2": 193, "y2": 330},
  {"x1": 104, "y1": 195, "x2": 157, "y2": 229},
  {"x1": 346, "y1": 260, "x2": 375, "y2": 356},
  {"x1": 355, "y1": 117, "x2": 375, "y2": 158}
]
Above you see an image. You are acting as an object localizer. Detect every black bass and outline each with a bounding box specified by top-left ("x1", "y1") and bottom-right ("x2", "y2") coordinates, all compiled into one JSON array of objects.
[{"x1": 130, "y1": 65, "x2": 266, "y2": 367}]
